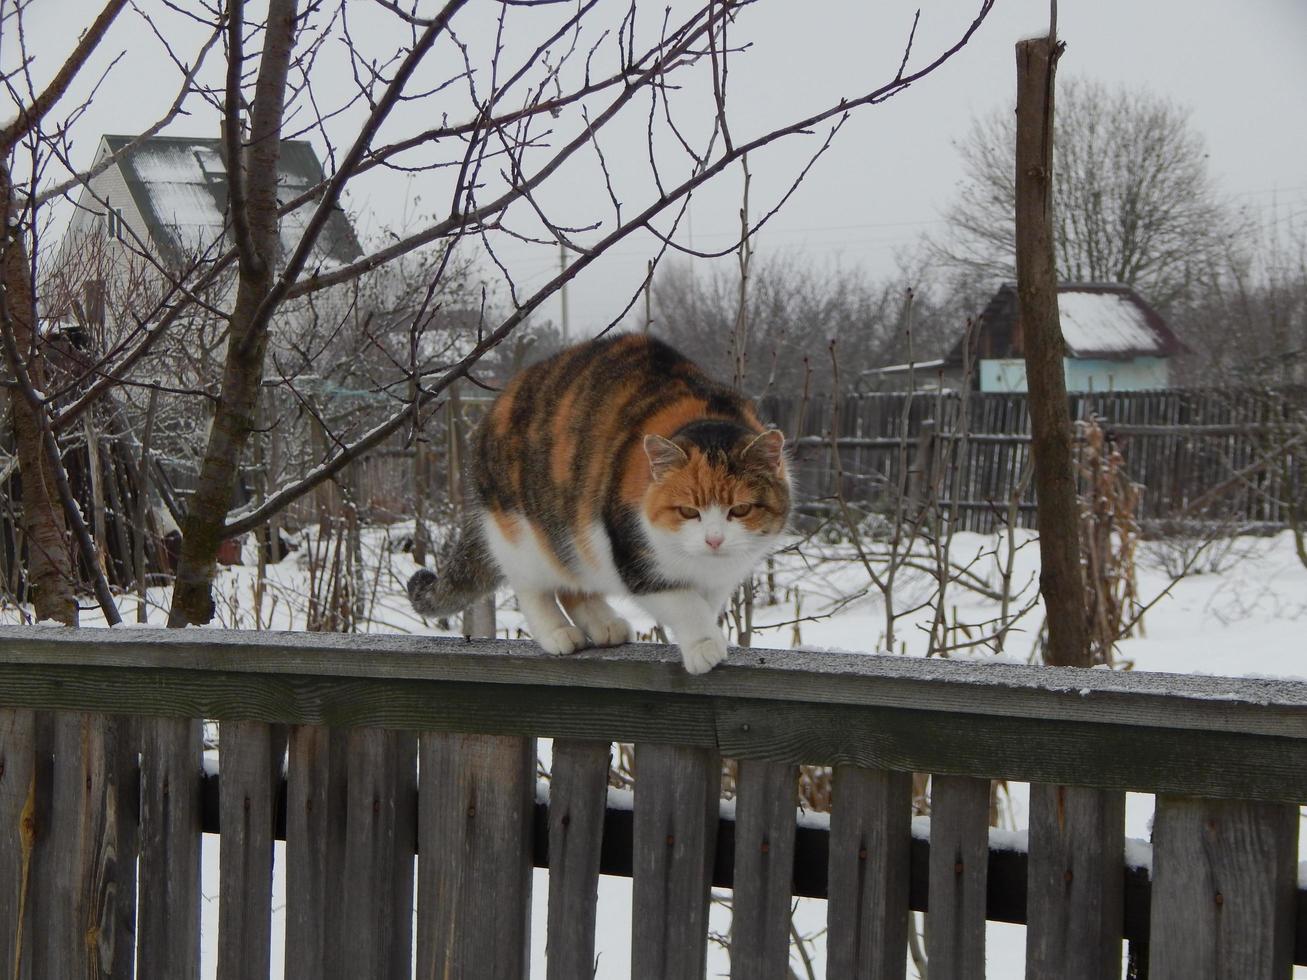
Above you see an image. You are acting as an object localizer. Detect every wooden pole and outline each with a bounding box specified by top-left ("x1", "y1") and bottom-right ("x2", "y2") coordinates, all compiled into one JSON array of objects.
[
  {"x1": 1015, "y1": 34, "x2": 1127, "y2": 977},
  {"x1": 1014, "y1": 35, "x2": 1088, "y2": 667}
]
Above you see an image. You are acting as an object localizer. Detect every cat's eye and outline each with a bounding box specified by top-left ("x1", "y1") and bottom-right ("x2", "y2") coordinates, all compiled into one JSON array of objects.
[
  {"x1": 677, "y1": 506, "x2": 700, "y2": 520},
  {"x1": 728, "y1": 503, "x2": 754, "y2": 519}
]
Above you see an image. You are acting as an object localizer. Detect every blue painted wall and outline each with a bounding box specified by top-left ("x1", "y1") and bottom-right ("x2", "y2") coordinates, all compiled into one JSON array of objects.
[{"x1": 979, "y1": 357, "x2": 1169, "y2": 393}]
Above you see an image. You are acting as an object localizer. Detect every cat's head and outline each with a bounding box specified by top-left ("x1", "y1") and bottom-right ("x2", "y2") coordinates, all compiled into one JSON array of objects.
[{"x1": 641, "y1": 421, "x2": 790, "y2": 560}]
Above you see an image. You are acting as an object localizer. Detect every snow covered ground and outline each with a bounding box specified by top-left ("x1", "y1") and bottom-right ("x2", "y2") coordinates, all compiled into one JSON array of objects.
[{"x1": 8, "y1": 524, "x2": 1306, "y2": 977}]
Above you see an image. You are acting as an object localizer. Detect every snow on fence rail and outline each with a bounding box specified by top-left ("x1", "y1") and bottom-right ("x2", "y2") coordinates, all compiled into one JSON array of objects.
[{"x1": 0, "y1": 626, "x2": 1305, "y2": 978}]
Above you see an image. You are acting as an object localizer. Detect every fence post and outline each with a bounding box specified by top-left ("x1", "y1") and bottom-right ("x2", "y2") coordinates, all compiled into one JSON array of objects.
[
  {"x1": 826, "y1": 766, "x2": 912, "y2": 980},
  {"x1": 925, "y1": 775, "x2": 989, "y2": 977},
  {"x1": 216, "y1": 720, "x2": 285, "y2": 980},
  {"x1": 284, "y1": 725, "x2": 348, "y2": 980},
  {"x1": 546, "y1": 739, "x2": 610, "y2": 980},
  {"x1": 415, "y1": 601, "x2": 531, "y2": 979},
  {"x1": 137, "y1": 717, "x2": 203, "y2": 980},
  {"x1": 730, "y1": 760, "x2": 798, "y2": 980},
  {"x1": 1149, "y1": 795, "x2": 1297, "y2": 979},
  {"x1": 0, "y1": 709, "x2": 35, "y2": 979},
  {"x1": 1025, "y1": 784, "x2": 1124, "y2": 979},
  {"x1": 28, "y1": 713, "x2": 137, "y2": 979},
  {"x1": 631, "y1": 743, "x2": 720, "y2": 980}
]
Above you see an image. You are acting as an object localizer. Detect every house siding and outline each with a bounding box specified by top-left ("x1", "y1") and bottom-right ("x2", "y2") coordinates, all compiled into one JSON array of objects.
[{"x1": 980, "y1": 356, "x2": 1170, "y2": 393}]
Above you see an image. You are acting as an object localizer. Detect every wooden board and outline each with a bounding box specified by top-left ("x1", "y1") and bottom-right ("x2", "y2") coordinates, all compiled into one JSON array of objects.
[
  {"x1": 925, "y1": 775, "x2": 988, "y2": 978},
  {"x1": 341, "y1": 727, "x2": 416, "y2": 979},
  {"x1": 730, "y1": 760, "x2": 798, "y2": 980},
  {"x1": 415, "y1": 733, "x2": 535, "y2": 980},
  {"x1": 283, "y1": 725, "x2": 349, "y2": 980},
  {"x1": 216, "y1": 720, "x2": 282, "y2": 980},
  {"x1": 826, "y1": 766, "x2": 911, "y2": 980},
  {"x1": 1149, "y1": 795, "x2": 1298, "y2": 979},
  {"x1": 137, "y1": 716, "x2": 203, "y2": 980},
  {"x1": 1025, "y1": 783, "x2": 1124, "y2": 980},
  {"x1": 546, "y1": 739, "x2": 610, "y2": 980},
  {"x1": 0, "y1": 709, "x2": 34, "y2": 980},
  {"x1": 28, "y1": 712, "x2": 136, "y2": 980},
  {"x1": 3, "y1": 628, "x2": 1306, "y2": 743},
  {"x1": 631, "y1": 742, "x2": 719, "y2": 980}
]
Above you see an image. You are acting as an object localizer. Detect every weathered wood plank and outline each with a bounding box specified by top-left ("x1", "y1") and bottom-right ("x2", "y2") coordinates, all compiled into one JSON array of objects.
[
  {"x1": 716, "y1": 698, "x2": 1307, "y2": 805},
  {"x1": 730, "y1": 760, "x2": 798, "y2": 980},
  {"x1": 28, "y1": 712, "x2": 136, "y2": 980},
  {"x1": 4, "y1": 628, "x2": 1307, "y2": 742},
  {"x1": 416, "y1": 733, "x2": 535, "y2": 980},
  {"x1": 341, "y1": 727, "x2": 416, "y2": 979},
  {"x1": 283, "y1": 725, "x2": 348, "y2": 980},
  {"x1": 546, "y1": 739, "x2": 610, "y2": 980},
  {"x1": 138, "y1": 716, "x2": 203, "y2": 980},
  {"x1": 1025, "y1": 783, "x2": 1125, "y2": 980},
  {"x1": 631, "y1": 742, "x2": 720, "y2": 980},
  {"x1": 216, "y1": 720, "x2": 283, "y2": 980},
  {"x1": 0, "y1": 709, "x2": 35, "y2": 980},
  {"x1": 827, "y1": 766, "x2": 912, "y2": 980},
  {"x1": 925, "y1": 775, "x2": 988, "y2": 977},
  {"x1": 1149, "y1": 795, "x2": 1298, "y2": 979},
  {"x1": 1, "y1": 652, "x2": 1307, "y2": 802}
]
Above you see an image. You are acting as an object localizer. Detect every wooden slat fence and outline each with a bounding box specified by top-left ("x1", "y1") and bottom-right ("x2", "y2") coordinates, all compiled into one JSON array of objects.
[
  {"x1": 2, "y1": 627, "x2": 1306, "y2": 978},
  {"x1": 763, "y1": 387, "x2": 1307, "y2": 532}
]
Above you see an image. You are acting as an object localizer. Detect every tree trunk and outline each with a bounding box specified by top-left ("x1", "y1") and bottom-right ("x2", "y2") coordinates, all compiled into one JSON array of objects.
[
  {"x1": 1014, "y1": 36, "x2": 1089, "y2": 667},
  {"x1": 169, "y1": 0, "x2": 300, "y2": 626},
  {"x1": 1, "y1": 163, "x2": 78, "y2": 625}
]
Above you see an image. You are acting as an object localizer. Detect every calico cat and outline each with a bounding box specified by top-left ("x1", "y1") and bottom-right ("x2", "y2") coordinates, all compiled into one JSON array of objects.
[{"x1": 407, "y1": 333, "x2": 791, "y2": 674}]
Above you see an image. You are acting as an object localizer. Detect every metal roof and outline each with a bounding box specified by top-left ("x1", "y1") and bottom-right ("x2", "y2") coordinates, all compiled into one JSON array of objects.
[
  {"x1": 945, "y1": 282, "x2": 1188, "y2": 366},
  {"x1": 100, "y1": 134, "x2": 363, "y2": 270}
]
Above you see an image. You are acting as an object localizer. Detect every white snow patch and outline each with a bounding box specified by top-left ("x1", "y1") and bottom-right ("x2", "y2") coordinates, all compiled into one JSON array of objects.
[{"x1": 1125, "y1": 837, "x2": 1153, "y2": 872}]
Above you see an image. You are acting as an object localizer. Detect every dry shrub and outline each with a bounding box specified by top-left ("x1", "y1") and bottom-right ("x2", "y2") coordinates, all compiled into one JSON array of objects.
[{"x1": 1077, "y1": 415, "x2": 1142, "y2": 666}]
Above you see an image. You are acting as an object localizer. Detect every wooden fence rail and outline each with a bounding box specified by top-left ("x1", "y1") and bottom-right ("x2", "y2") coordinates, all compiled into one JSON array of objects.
[
  {"x1": 763, "y1": 388, "x2": 1306, "y2": 532},
  {"x1": 1, "y1": 626, "x2": 1305, "y2": 978}
]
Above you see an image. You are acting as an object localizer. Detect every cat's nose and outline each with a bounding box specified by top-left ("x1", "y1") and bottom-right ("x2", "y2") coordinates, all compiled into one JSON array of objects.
[{"x1": 705, "y1": 533, "x2": 724, "y2": 550}]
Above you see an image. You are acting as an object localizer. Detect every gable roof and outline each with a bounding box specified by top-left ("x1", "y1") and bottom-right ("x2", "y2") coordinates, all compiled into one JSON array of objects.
[
  {"x1": 100, "y1": 134, "x2": 363, "y2": 270},
  {"x1": 947, "y1": 282, "x2": 1187, "y2": 366}
]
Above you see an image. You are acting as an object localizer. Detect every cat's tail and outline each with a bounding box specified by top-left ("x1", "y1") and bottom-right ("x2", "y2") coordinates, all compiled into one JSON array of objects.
[{"x1": 406, "y1": 516, "x2": 502, "y2": 617}]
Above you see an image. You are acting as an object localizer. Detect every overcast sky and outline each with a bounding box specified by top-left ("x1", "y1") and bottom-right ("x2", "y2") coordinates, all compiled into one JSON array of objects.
[{"x1": 12, "y1": 0, "x2": 1307, "y2": 336}]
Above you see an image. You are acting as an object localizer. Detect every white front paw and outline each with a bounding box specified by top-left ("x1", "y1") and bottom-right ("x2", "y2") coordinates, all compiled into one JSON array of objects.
[
  {"x1": 537, "y1": 625, "x2": 588, "y2": 656},
  {"x1": 680, "y1": 633, "x2": 729, "y2": 675}
]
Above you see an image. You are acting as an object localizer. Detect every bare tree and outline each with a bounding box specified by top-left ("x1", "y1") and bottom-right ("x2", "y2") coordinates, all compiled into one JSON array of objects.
[
  {"x1": 652, "y1": 253, "x2": 941, "y2": 395},
  {"x1": 933, "y1": 77, "x2": 1243, "y2": 310},
  {"x1": 10, "y1": 0, "x2": 996, "y2": 624},
  {"x1": 1, "y1": 0, "x2": 135, "y2": 625},
  {"x1": 1174, "y1": 219, "x2": 1307, "y2": 386}
]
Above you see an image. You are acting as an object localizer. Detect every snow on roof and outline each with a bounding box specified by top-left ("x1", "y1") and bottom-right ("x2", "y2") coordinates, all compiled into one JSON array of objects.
[
  {"x1": 1057, "y1": 289, "x2": 1167, "y2": 357},
  {"x1": 101, "y1": 134, "x2": 363, "y2": 271}
]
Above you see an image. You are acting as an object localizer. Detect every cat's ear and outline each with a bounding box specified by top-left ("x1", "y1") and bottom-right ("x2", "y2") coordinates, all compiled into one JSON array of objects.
[
  {"x1": 743, "y1": 429, "x2": 786, "y2": 474},
  {"x1": 644, "y1": 434, "x2": 688, "y2": 481}
]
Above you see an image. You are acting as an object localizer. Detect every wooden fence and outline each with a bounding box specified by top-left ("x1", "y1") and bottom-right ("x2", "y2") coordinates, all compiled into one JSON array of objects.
[
  {"x1": 1, "y1": 627, "x2": 1305, "y2": 978},
  {"x1": 763, "y1": 388, "x2": 1306, "y2": 532}
]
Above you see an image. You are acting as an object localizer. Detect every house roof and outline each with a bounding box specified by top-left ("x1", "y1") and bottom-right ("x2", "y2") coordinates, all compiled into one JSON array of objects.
[
  {"x1": 100, "y1": 134, "x2": 363, "y2": 270},
  {"x1": 946, "y1": 282, "x2": 1187, "y2": 365}
]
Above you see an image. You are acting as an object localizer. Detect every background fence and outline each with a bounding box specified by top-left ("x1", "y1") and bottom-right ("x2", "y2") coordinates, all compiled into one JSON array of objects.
[{"x1": 763, "y1": 387, "x2": 1307, "y2": 532}]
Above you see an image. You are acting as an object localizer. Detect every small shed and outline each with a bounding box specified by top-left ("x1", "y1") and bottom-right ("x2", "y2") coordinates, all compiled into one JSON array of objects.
[
  {"x1": 58, "y1": 133, "x2": 363, "y2": 274},
  {"x1": 944, "y1": 282, "x2": 1187, "y2": 393}
]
